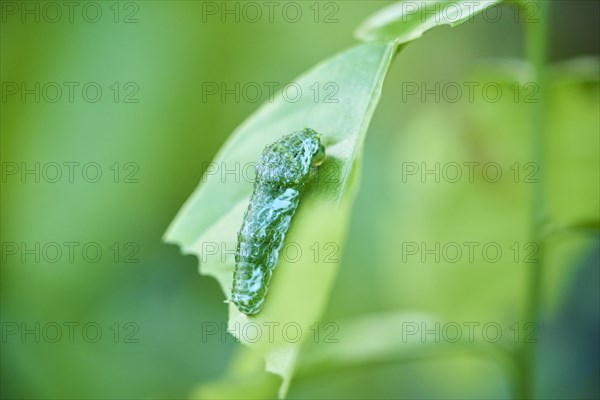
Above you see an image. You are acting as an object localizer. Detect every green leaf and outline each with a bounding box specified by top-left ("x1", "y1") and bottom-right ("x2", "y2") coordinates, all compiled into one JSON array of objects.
[
  {"x1": 355, "y1": 0, "x2": 502, "y2": 44},
  {"x1": 294, "y1": 311, "x2": 512, "y2": 380},
  {"x1": 543, "y1": 219, "x2": 600, "y2": 239},
  {"x1": 190, "y1": 347, "x2": 280, "y2": 400},
  {"x1": 164, "y1": 41, "x2": 395, "y2": 398},
  {"x1": 190, "y1": 312, "x2": 513, "y2": 399}
]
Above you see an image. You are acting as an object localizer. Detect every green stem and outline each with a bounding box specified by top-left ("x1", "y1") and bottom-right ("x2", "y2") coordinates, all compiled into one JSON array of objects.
[{"x1": 517, "y1": 1, "x2": 549, "y2": 399}]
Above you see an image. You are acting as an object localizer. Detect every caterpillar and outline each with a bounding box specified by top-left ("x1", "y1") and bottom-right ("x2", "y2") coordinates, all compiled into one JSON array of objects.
[{"x1": 230, "y1": 128, "x2": 325, "y2": 315}]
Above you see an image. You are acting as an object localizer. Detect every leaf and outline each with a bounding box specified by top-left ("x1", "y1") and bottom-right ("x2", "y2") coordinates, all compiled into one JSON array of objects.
[
  {"x1": 191, "y1": 311, "x2": 513, "y2": 399},
  {"x1": 543, "y1": 219, "x2": 600, "y2": 239},
  {"x1": 167, "y1": 2, "x2": 518, "y2": 396},
  {"x1": 190, "y1": 347, "x2": 280, "y2": 400},
  {"x1": 164, "y1": 41, "x2": 395, "y2": 398},
  {"x1": 293, "y1": 311, "x2": 512, "y2": 379},
  {"x1": 355, "y1": 0, "x2": 502, "y2": 44}
]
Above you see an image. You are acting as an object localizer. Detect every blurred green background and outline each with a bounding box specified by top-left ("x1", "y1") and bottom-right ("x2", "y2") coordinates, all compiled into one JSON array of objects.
[{"x1": 1, "y1": 1, "x2": 598, "y2": 399}]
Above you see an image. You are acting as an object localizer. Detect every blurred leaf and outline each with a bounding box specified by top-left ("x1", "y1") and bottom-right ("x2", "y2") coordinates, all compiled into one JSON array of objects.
[
  {"x1": 191, "y1": 311, "x2": 514, "y2": 399},
  {"x1": 191, "y1": 347, "x2": 280, "y2": 400},
  {"x1": 294, "y1": 311, "x2": 512, "y2": 379},
  {"x1": 165, "y1": 42, "x2": 395, "y2": 398},
  {"x1": 355, "y1": 0, "x2": 502, "y2": 43},
  {"x1": 367, "y1": 57, "x2": 599, "y2": 324},
  {"x1": 544, "y1": 219, "x2": 600, "y2": 239}
]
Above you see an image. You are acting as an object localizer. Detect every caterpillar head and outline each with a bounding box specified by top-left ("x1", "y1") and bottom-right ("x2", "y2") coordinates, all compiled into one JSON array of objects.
[{"x1": 256, "y1": 128, "x2": 325, "y2": 188}]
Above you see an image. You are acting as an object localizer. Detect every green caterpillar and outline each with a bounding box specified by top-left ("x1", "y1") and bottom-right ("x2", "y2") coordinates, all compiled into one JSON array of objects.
[{"x1": 231, "y1": 128, "x2": 325, "y2": 315}]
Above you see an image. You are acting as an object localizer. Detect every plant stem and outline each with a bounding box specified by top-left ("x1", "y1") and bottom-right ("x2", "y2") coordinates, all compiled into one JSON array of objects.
[{"x1": 517, "y1": 0, "x2": 549, "y2": 399}]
